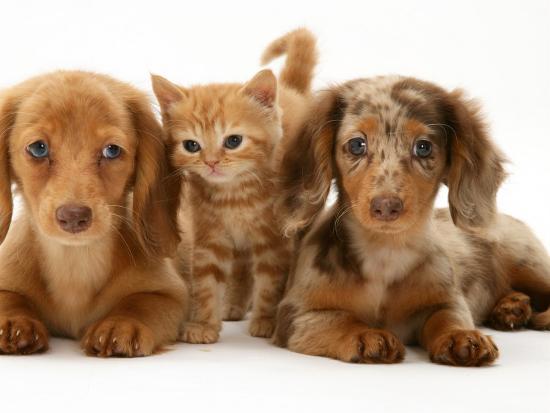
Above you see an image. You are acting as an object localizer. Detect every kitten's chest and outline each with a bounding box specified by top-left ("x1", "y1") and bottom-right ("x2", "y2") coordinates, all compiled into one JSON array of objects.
[{"x1": 197, "y1": 183, "x2": 273, "y2": 249}]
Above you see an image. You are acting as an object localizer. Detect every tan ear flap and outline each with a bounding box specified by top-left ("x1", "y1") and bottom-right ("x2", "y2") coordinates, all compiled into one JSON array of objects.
[
  {"x1": 0, "y1": 94, "x2": 17, "y2": 244},
  {"x1": 445, "y1": 90, "x2": 507, "y2": 230},
  {"x1": 277, "y1": 89, "x2": 346, "y2": 236},
  {"x1": 242, "y1": 69, "x2": 277, "y2": 108},
  {"x1": 128, "y1": 93, "x2": 181, "y2": 257}
]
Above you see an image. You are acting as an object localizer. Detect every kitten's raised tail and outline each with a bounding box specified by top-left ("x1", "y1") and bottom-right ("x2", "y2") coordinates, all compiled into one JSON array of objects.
[{"x1": 261, "y1": 28, "x2": 318, "y2": 95}]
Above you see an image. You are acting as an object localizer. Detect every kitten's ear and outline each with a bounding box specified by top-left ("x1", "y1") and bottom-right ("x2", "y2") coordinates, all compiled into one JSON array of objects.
[
  {"x1": 151, "y1": 74, "x2": 186, "y2": 114},
  {"x1": 242, "y1": 69, "x2": 277, "y2": 107}
]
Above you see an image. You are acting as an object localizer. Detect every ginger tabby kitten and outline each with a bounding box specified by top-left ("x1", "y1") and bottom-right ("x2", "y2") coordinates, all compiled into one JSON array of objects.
[{"x1": 152, "y1": 28, "x2": 318, "y2": 343}]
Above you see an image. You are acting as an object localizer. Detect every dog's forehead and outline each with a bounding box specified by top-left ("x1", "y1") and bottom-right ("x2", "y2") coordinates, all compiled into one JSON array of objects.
[
  {"x1": 339, "y1": 76, "x2": 441, "y2": 128},
  {"x1": 18, "y1": 79, "x2": 129, "y2": 133}
]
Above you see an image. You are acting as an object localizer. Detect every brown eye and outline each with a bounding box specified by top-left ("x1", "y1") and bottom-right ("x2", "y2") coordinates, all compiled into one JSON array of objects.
[{"x1": 347, "y1": 136, "x2": 367, "y2": 156}]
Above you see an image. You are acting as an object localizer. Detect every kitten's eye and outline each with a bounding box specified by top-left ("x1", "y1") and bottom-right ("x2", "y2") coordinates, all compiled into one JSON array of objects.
[
  {"x1": 347, "y1": 135, "x2": 367, "y2": 156},
  {"x1": 414, "y1": 139, "x2": 432, "y2": 158},
  {"x1": 27, "y1": 140, "x2": 49, "y2": 158},
  {"x1": 102, "y1": 144, "x2": 122, "y2": 159},
  {"x1": 183, "y1": 140, "x2": 201, "y2": 153},
  {"x1": 224, "y1": 135, "x2": 243, "y2": 150}
]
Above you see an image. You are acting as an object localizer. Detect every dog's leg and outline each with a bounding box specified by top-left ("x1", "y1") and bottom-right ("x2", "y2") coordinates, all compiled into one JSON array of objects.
[
  {"x1": 277, "y1": 308, "x2": 405, "y2": 363},
  {"x1": 81, "y1": 291, "x2": 185, "y2": 357},
  {"x1": 421, "y1": 307, "x2": 499, "y2": 366},
  {"x1": 494, "y1": 217, "x2": 550, "y2": 330},
  {"x1": 487, "y1": 291, "x2": 532, "y2": 330},
  {"x1": 509, "y1": 259, "x2": 550, "y2": 331},
  {"x1": 0, "y1": 291, "x2": 49, "y2": 355}
]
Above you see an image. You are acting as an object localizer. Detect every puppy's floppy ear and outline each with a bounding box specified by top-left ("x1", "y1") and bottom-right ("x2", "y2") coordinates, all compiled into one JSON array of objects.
[
  {"x1": 277, "y1": 88, "x2": 346, "y2": 236},
  {"x1": 127, "y1": 93, "x2": 181, "y2": 257},
  {"x1": 444, "y1": 90, "x2": 506, "y2": 230},
  {"x1": 0, "y1": 92, "x2": 18, "y2": 244}
]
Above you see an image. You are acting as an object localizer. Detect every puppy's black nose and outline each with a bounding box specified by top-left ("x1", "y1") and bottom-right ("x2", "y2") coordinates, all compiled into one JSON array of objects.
[
  {"x1": 370, "y1": 196, "x2": 403, "y2": 221},
  {"x1": 56, "y1": 205, "x2": 92, "y2": 233}
]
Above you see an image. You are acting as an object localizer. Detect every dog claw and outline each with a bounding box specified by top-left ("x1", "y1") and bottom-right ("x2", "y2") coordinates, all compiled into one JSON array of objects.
[
  {"x1": 0, "y1": 329, "x2": 3, "y2": 336},
  {"x1": 15, "y1": 329, "x2": 21, "y2": 337},
  {"x1": 98, "y1": 336, "x2": 103, "y2": 344}
]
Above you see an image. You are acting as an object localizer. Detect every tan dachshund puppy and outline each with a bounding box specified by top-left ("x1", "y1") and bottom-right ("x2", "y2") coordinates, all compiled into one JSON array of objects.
[
  {"x1": 0, "y1": 71, "x2": 187, "y2": 357},
  {"x1": 274, "y1": 76, "x2": 550, "y2": 366}
]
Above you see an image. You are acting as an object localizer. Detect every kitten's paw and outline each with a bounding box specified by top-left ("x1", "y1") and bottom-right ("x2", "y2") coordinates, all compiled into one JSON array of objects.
[
  {"x1": 349, "y1": 329, "x2": 405, "y2": 364},
  {"x1": 0, "y1": 316, "x2": 49, "y2": 355},
  {"x1": 180, "y1": 322, "x2": 220, "y2": 344},
  {"x1": 430, "y1": 330, "x2": 498, "y2": 367},
  {"x1": 81, "y1": 316, "x2": 155, "y2": 357},
  {"x1": 488, "y1": 292, "x2": 532, "y2": 330},
  {"x1": 223, "y1": 305, "x2": 247, "y2": 321},
  {"x1": 249, "y1": 317, "x2": 275, "y2": 338}
]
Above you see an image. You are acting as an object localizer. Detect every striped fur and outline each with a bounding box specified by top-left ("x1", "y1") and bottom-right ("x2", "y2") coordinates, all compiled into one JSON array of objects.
[{"x1": 152, "y1": 29, "x2": 318, "y2": 343}]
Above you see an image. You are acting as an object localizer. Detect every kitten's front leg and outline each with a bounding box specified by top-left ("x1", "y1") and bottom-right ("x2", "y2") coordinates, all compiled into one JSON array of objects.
[
  {"x1": 180, "y1": 241, "x2": 232, "y2": 344},
  {"x1": 249, "y1": 228, "x2": 290, "y2": 338}
]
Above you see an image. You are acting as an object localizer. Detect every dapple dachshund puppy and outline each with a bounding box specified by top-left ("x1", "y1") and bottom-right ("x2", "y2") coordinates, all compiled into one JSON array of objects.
[
  {"x1": 0, "y1": 71, "x2": 187, "y2": 357},
  {"x1": 273, "y1": 76, "x2": 550, "y2": 366}
]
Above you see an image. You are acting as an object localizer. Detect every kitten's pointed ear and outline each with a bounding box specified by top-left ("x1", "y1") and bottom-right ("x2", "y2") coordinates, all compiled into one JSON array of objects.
[
  {"x1": 151, "y1": 74, "x2": 186, "y2": 113},
  {"x1": 243, "y1": 69, "x2": 277, "y2": 107}
]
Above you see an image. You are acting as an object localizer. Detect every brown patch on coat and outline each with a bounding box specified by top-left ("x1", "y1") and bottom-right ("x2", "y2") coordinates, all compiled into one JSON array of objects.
[{"x1": 274, "y1": 303, "x2": 298, "y2": 347}]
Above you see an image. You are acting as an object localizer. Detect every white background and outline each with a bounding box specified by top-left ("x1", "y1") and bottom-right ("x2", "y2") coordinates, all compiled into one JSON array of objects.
[{"x1": 0, "y1": 0, "x2": 549, "y2": 412}]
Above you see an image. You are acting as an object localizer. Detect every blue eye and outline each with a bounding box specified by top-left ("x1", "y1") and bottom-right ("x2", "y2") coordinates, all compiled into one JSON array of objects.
[
  {"x1": 102, "y1": 144, "x2": 122, "y2": 159},
  {"x1": 347, "y1": 136, "x2": 367, "y2": 156},
  {"x1": 414, "y1": 139, "x2": 432, "y2": 158},
  {"x1": 183, "y1": 140, "x2": 201, "y2": 153},
  {"x1": 27, "y1": 140, "x2": 49, "y2": 158},
  {"x1": 224, "y1": 135, "x2": 242, "y2": 149}
]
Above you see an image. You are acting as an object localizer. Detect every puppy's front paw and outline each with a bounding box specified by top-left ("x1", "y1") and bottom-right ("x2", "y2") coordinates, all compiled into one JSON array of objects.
[
  {"x1": 430, "y1": 330, "x2": 498, "y2": 367},
  {"x1": 180, "y1": 322, "x2": 220, "y2": 344},
  {"x1": 350, "y1": 329, "x2": 405, "y2": 364},
  {"x1": 249, "y1": 317, "x2": 276, "y2": 338},
  {"x1": 488, "y1": 292, "x2": 532, "y2": 330},
  {"x1": 0, "y1": 316, "x2": 49, "y2": 355},
  {"x1": 82, "y1": 316, "x2": 155, "y2": 357}
]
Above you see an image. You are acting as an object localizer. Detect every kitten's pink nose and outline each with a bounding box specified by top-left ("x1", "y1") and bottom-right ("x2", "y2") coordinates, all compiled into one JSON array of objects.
[{"x1": 205, "y1": 160, "x2": 220, "y2": 169}]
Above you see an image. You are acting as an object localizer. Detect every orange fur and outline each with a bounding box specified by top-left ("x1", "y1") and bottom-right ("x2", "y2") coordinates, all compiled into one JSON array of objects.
[
  {"x1": 152, "y1": 29, "x2": 318, "y2": 344},
  {"x1": 0, "y1": 71, "x2": 188, "y2": 357}
]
